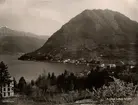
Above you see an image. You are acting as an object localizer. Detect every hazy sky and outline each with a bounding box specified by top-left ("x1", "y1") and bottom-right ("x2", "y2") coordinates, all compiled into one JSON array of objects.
[{"x1": 0, "y1": 0, "x2": 138, "y2": 36}]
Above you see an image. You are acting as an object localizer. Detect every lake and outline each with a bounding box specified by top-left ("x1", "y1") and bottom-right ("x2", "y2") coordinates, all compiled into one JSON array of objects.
[{"x1": 0, "y1": 54, "x2": 89, "y2": 82}]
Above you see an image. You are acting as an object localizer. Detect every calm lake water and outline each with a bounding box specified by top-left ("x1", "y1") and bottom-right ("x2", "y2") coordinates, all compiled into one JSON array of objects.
[{"x1": 0, "y1": 54, "x2": 89, "y2": 82}]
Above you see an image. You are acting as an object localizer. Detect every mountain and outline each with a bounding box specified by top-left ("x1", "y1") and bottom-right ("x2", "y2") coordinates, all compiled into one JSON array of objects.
[
  {"x1": 19, "y1": 9, "x2": 138, "y2": 62},
  {"x1": 0, "y1": 27, "x2": 49, "y2": 54}
]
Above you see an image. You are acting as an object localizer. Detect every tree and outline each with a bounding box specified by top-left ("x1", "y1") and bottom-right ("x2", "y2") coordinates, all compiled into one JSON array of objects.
[
  {"x1": 13, "y1": 77, "x2": 18, "y2": 93},
  {"x1": 0, "y1": 61, "x2": 11, "y2": 83},
  {"x1": 57, "y1": 73, "x2": 65, "y2": 92},
  {"x1": 35, "y1": 74, "x2": 48, "y2": 94},
  {"x1": 0, "y1": 61, "x2": 11, "y2": 98},
  {"x1": 47, "y1": 72, "x2": 51, "y2": 79},
  {"x1": 25, "y1": 83, "x2": 33, "y2": 96},
  {"x1": 31, "y1": 80, "x2": 35, "y2": 86},
  {"x1": 18, "y1": 77, "x2": 27, "y2": 94},
  {"x1": 50, "y1": 72, "x2": 56, "y2": 85},
  {"x1": 67, "y1": 73, "x2": 75, "y2": 91}
]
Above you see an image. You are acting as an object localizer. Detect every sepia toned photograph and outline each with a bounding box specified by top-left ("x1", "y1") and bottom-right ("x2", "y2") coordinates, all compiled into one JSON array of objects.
[{"x1": 0, "y1": 0, "x2": 138, "y2": 105}]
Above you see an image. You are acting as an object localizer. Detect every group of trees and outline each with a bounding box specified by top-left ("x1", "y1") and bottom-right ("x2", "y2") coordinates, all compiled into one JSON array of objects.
[
  {"x1": 19, "y1": 64, "x2": 138, "y2": 97},
  {"x1": 11, "y1": 65, "x2": 138, "y2": 96},
  {"x1": 13, "y1": 64, "x2": 138, "y2": 105},
  {"x1": 17, "y1": 68, "x2": 113, "y2": 97},
  {"x1": 1, "y1": 60, "x2": 138, "y2": 104},
  {"x1": 10, "y1": 68, "x2": 112, "y2": 97},
  {"x1": 56, "y1": 69, "x2": 112, "y2": 92}
]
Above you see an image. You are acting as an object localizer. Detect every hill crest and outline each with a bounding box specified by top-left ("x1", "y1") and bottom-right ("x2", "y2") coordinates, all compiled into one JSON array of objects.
[{"x1": 19, "y1": 9, "x2": 138, "y2": 62}]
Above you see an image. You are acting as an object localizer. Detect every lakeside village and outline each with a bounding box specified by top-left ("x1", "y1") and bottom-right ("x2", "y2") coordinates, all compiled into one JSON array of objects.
[
  {"x1": 19, "y1": 52, "x2": 136, "y2": 66},
  {"x1": 0, "y1": 59, "x2": 138, "y2": 105}
]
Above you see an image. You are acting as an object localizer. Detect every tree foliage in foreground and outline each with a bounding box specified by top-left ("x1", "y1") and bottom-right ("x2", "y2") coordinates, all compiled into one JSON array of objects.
[
  {"x1": 0, "y1": 61, "x2": 11, "y2": 84},
  {"x1": 0, "y1": 61, "x2": 11, "y2": 98}
]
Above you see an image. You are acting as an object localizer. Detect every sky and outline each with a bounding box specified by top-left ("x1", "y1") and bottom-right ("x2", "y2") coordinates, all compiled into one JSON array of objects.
[{"x1": 0, "y1": 0, "x2": 138, "y2": 36}]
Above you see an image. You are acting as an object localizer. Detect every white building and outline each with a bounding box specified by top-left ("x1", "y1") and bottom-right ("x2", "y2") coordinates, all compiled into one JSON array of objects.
[
  {"x1": 1, "y1": 78, "x2": 14, "y2": 98},
  {"x1": 100, "y1": 63, "x2": 105, "y2": 68},
  {"x1": 108, "y1": 64, "x2": 116, "y2": 68}
]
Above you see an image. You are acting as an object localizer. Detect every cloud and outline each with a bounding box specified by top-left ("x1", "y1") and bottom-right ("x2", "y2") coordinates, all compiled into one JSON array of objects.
[{"x1": 0, "y1": 0, "x2": 138, "y2": 35}]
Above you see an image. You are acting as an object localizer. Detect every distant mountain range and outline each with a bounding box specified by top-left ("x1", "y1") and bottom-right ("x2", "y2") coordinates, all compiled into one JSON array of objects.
[
  {"x1": 19, "y1": 9, "x2": 138, "y2": 62},
  {"x1": 0, "y1": 27, "x2": 49, "y2": 54}
]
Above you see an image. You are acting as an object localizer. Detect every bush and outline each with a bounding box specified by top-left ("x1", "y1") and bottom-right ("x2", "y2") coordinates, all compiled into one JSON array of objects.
[{"x1": 91, "y1": 77, "x2": 137, "y2": 104}]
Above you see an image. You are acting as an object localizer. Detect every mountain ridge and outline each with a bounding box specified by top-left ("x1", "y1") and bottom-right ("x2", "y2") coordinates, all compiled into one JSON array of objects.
[
  {"x1": 19, "y1": 9, "x2": 138, "y2": 62},
  {"x1": 0, "y1": 27, "x2": 49, "y2": 54}
]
